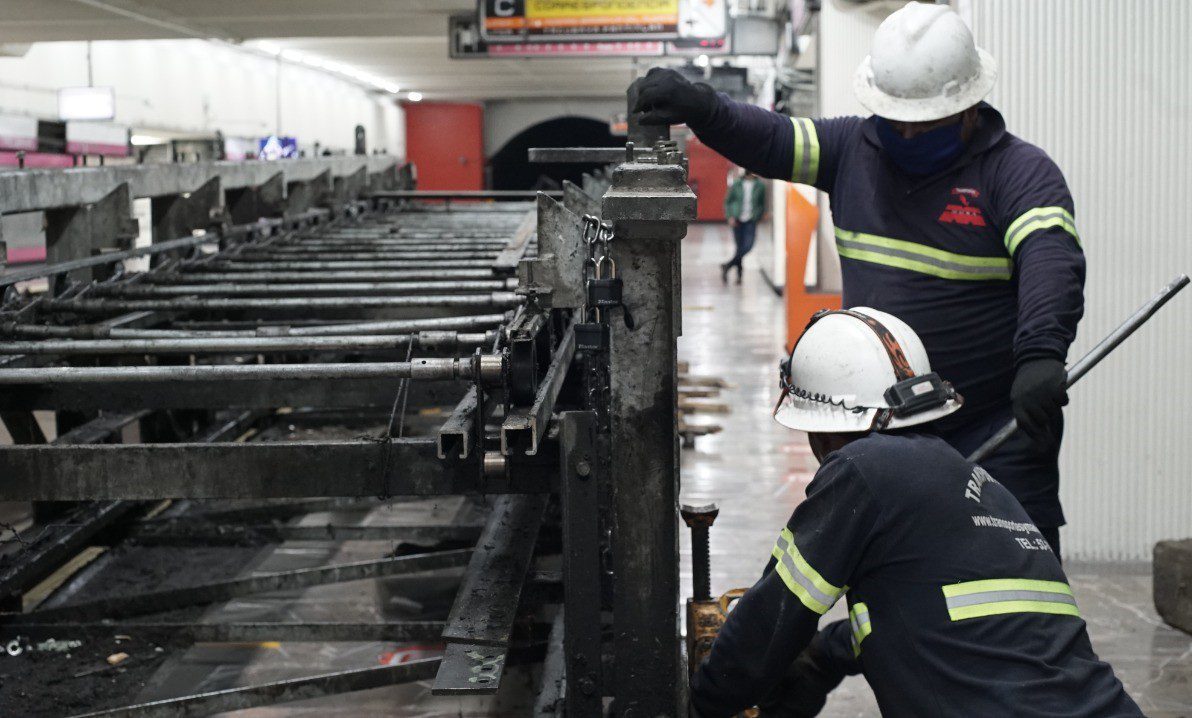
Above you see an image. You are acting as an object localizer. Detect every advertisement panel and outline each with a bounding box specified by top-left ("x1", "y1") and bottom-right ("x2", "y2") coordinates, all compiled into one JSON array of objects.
[
  {"x1": 454, "y1": 13, "x2": 664, "y2": 57},
  {"x1": 258, "y1": 136, "x2": 298, "y2": 160},
  {"x1": 482, "y1": 0, "x2": 681, "y2": 42}
]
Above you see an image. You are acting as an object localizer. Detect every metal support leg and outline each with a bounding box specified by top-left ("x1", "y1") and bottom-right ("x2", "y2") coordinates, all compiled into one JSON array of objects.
[
  {"x1": 601, "y1": 148, "x2": 697, "y2": 716},
  {"x1": 560, "y1": 411, "x2": 603, "y2": 717}
]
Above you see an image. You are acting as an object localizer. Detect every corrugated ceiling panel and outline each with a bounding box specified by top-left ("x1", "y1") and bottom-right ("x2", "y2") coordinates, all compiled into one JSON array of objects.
[{"x1": 970, "y1": 0, "x2": 1192, "y2": 559}]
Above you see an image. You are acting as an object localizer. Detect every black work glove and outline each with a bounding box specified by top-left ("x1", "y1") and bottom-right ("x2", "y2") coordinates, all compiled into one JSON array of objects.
[
  {"x1": 757, "y1": 632, "x2": 846, "y2": 718},
  {"x1": 1011, "y1": 358, "x2": 1068, "y2": 454},
  {"x1": 630, "y1": 67, "x2": 718, "y2": 128}
]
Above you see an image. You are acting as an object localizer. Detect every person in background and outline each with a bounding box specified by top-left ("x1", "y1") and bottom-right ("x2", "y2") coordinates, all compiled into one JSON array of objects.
[{"x1": 722, "y1": 169, "x2": 766, "y2": 284}]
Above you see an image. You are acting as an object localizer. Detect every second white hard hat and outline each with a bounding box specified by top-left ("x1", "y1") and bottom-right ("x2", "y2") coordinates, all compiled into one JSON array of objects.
[
  {"x1": 853, "y1": 1, "x2": 997, "y2": 122},
  {"x1": 774, "y1": 307, "x2": 963, "y2": 433}
]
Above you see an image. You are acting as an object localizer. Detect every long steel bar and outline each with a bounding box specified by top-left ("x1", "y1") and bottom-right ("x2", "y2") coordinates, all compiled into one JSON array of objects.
[
  {"x1": 2, "y1": 313, "x2": 508, "y2": 339},
  {"x1": 229, "y1": 251, "x2": 499, "y2": 261},
  {"x1": 0, "y1": 235, "x2": 211, "y2": 288},
  {"x1": 0, "y1": 333, "x2": 491, "y2": 355},
  {"x1": 0, "y1": 409, "x2": 255, "y2": 607},
  {"x1": 441, "y1": 494, "x2": 548, "y2": 647},
  {"x1": 194, "y1": 260, "x2": 497, "y2": 270},
  {"x1": 0, "y1": 439, "x2": 553, "y2": 499},
  {"x1": 0, "y1": 359, "x2": 473, "y2": 383},
  {"x1": 126, "y1": 522, "x2": 486, "y2": 546},
  {"x1": 372, "y1": 190, "x2": 559, "y2": 200},
  {"x1": 68, "y1": 658, "x2": 442, "y2": 718},
  {"x1": 2, "y1": 620, "x2": 450, "y2": 644},
  {"x1": 0, "y1": 375, "x2": 459, "y2": 410},
  {"x1": 969, "y1": 273, "x2": 1190, "y2": 463},
  {"x1": 13, "y1": 549, "x2": 473, "y2": 622},
  {"x1": 89, "y1": 280, "x2": 514, "y2": 297},
  {"x1": 266, "y1": 240, "x2": 507, "y2": 249},
  {"x1": 142, "y1": 270, "x2": 499, "y2": 283},
  {"x1": 40, "y1": 293, "x2": 520, "y2": 313}
]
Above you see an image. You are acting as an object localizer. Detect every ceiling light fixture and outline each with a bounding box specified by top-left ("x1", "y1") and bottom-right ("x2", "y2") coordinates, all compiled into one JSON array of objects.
[{"x1": 407, "y1": 91, "x2": 423, "y2": 102}]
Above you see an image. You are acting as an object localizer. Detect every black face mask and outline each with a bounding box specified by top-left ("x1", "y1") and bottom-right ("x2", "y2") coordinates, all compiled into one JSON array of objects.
[{"x1": 875, "y1": 117, "x2": 966, "y2": 175}]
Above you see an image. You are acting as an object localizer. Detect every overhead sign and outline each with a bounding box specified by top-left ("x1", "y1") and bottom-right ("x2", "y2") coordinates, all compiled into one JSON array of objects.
[
  {"x1": 481, "y1": 0, "x2": 682, "y2": 42},
  {"x1": 678, "y1": 0, "x2": 727, "y2": 40},
  {"x1": 452, "y1": 13, "x2": 664, "y2": 58}
]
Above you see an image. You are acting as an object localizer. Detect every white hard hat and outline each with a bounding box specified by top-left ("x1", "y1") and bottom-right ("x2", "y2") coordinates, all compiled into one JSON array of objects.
[
  {"x1": 853, "y1": 2, "x2": 997, "y2": 122},
  {"x1": 774, "y1": 308, "x2": 963, "y2": 433}
]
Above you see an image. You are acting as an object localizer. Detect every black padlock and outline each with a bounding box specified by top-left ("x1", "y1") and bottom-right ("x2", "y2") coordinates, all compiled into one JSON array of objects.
[
  {"x1": 587, "y1": 277, "x2": 623, "y2": 309},
  {"x1": 575, "y1": 322, "x2": 609, "y2": 351}
]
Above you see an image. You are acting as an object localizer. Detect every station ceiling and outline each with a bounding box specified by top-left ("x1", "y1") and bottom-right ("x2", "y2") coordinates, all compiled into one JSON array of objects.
[{"x1": 0, "y1": 0, "x2": 655, "y2": 100}]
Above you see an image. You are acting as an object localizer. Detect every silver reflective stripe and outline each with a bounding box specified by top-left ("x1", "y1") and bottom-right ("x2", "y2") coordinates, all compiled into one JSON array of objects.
[
  {"x1": 835, "y1": 236, "x2": 1011, "y2": 279},
  {"x1": 774, "y1": 531, "x2": 839, "y2": 609},
  {"x1": 945, "y1": 589, "x2": 1079, "y2": 610},
  {"x1": 795, "y1": 118, "x2": 813, "y2": 182},
  {"x1": 1004, "y1": 209, "x2": 1075, "y2": 252}
]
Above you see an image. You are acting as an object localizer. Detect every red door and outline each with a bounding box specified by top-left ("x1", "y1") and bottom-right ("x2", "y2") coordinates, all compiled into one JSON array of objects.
[
  {"x1": 403, "y1": 102, "x2": 484, "y2": 190},
  {"x1": 686, "y1": 136, "x2": 733, "y2": 221}
]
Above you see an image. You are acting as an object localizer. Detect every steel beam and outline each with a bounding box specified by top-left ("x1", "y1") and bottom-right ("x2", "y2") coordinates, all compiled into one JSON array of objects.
[
  {"x1": 602, "y1": 146, "x2": 697, "y2": 717},
  {"x1": 502, "y1": 323, "x2": 575, "y2": 455},
  {"x1": 437, "y1": 386, "x2": 479, "y2": 459},
  {"x1": 39, "y1": 292, "x2": 520, "y2": 314},
  {"x1": 0, "y1": 156, "x2": 396, "y2": 214},
  {"x1": 0, "y1": 359, "x2": 478, "y2": 383},
  {"x1": 441, "y1": 495, "x2": 548, "y2": 647},
  {"x1": 68, "y1": 658, "x2": 441, "y2": 718},
  {"x1": 559, "y1": 411, "x2": 603, "y2": 717},
  {"x1": 0, "y1": 333, "x2": 491, "y2": 356},
  {"x1": 0, "y1": 439, "x2": 555, "y2": 500},
  {"x1": 432, "y1": 643, "x2": 507, "y2": 696},
  {"x1": 0, "y1": 375, "x2": 458, "y2": 410},
  {"x1": 126, "y1": 521, "x2": 485, "y2": 546},
  {"x1": 1, "y1": 620, "x2": 450, "y2": 644},
  {"x1": 15, "y1": 549, "x2": 472, "y2": 622}
]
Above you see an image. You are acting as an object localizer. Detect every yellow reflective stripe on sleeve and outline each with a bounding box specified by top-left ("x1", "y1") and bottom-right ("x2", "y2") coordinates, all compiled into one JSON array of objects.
[
  {"x1": 771, "y1": 527, "x2": 844, "y2": 614},
  {"x1": 1003, "y1": 206, "x2": 1080, "y2": 256},
  {"x1": 942, "y1": 578, "x2": 1081, "y2": 621},
  {"x1": 849, "y1": 601, "x2": 872, "y2": 656},
  {"x1": 835, "y1": 228, "x2": 1013, "y2": 281},
  {"x1": 789, "y1": 117, "x2": 820, "y2": 185}
]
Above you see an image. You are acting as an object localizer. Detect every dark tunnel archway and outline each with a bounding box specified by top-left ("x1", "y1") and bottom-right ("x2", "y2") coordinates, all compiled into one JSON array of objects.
[{"x1": 489, "y1": 116, "x2": 620, "y2": 191}]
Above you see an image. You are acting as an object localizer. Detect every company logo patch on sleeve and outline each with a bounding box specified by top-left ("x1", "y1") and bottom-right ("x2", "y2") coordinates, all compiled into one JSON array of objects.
[{"x1": 938, "y1": 187, "x2": 987, "y2": 227}]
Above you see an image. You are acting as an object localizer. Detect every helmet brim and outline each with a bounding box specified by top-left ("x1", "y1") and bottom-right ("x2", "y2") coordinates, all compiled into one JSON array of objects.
[
  {"x1": 773, "y1": 393, "x2": 963, "y2": 433},
  {"x1": 853, "y1": 47, "x2": 997, "y2": 123}
]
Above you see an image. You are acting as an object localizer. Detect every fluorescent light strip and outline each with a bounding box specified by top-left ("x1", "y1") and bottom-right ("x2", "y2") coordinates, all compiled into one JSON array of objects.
[{"x1": 253, "y1": 41, "x2": 399, "y2": 94}]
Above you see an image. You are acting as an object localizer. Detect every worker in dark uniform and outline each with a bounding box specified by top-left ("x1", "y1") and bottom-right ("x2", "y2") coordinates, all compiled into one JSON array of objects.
[
  {"x1": 630, "y1": 2, "x2": 1083, "y2": 556},
  {"x1": 689, "y1": 307, "x2": 1141, "y2": 718}
]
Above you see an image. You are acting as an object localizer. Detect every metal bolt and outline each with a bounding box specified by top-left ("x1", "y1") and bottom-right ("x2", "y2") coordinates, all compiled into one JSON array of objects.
[
  {"x1": 482, "y1": 451, "x2": 506, "y2": 479},
  {"x1": 680, "y1": 503, "x2": 719, "y2": 602},
  {"x1": 576, "y1": 457, "x2": 592, "y2": 477}
]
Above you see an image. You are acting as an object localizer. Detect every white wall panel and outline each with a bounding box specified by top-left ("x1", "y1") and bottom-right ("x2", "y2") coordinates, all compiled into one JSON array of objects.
[
  {"x1": 0, "y1": 40, "x2": 403, "y2": 156},
  {"x1": 969, "y1": 0, "x2": 1192, "y2": 559},
  {"x1": 814, "y1": 1, "x2": 890, "y2": 291}
]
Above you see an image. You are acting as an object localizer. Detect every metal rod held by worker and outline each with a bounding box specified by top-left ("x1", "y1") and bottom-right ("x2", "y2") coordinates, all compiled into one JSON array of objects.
[{"x1": 968, "y1": 274, "x2": 1189, "y2": 464}]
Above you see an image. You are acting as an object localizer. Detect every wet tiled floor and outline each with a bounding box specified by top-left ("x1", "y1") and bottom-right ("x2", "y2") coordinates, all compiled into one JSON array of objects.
[{"x1": 677, "y1": 222, "x2": 1192, "y2": 716}]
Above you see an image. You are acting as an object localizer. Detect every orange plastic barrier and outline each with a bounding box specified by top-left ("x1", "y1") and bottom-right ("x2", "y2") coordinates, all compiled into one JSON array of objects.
[{"x1": 785, "y1": 187, "x2": 841, "y2": 351}]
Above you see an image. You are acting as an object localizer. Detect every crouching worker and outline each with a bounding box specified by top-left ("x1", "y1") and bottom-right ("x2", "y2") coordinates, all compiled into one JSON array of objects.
[{"x1": 690, "y1": 308, "x2": 1141, "y2": 718}]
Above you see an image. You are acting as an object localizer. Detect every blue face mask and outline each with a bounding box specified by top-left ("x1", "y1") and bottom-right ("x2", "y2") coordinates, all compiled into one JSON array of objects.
[{"x1": 875, "y1": 117, "x2": 966, "y2": 176}]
